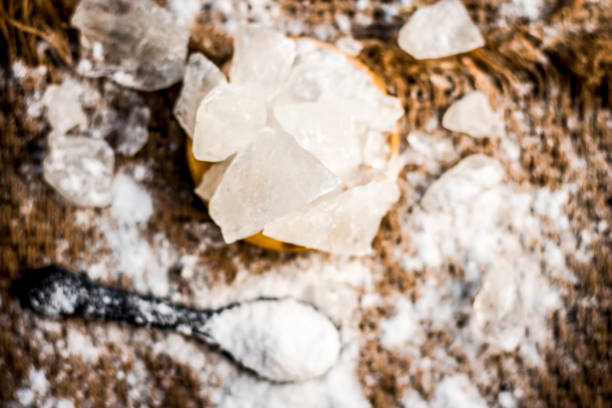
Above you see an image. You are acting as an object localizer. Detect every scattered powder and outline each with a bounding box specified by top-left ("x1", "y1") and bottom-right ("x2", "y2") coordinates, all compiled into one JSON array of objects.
[
  {"x1": 110, "y1": 173, "x2": 154, "y2": 225},
  {"x1": 16, "y1": 368, "x2": 49, "y2": 406},
  {"x1": 431, "y1": 374, "x2": 487, "y2": 408},
  {"x1": 211, "y1": 337, "x2": 368, "y2": 408},
  {"x1": 379, "y1": 296, "x2": 418, "y2": 349},
  {"x1": 65, "y1": 327, "x2": 100, "y2": 363}
]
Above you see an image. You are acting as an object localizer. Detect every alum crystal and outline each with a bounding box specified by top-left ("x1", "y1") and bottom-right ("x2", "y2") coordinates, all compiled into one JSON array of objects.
[
  {"x1": 263, "y1": 179, "x2": 400, "y2": 255},
  {"x1": 209, "y1": 128, "x2": 338, "y2": 243},
  {"x1": 72, "y1": 0, "x2": 189, "y2": 91},
  {"x1": 43, "y1": 136, "x2": 114, "y2": 207},
  {"x1": 398, "y1": 0, "x2": 484, "y2": 59},
  {"x1": 174, "y1": 53, "x2": 227, "y2": 138},
  {"x1": 442, "y1": 91, "x2": 504, "y2": 138},
  {"x1": 421, "y1": 155, "x2": 505, "y2": 212},
  {"x1": 189, "y1": 28, "x2": 404, "y2": 253}
]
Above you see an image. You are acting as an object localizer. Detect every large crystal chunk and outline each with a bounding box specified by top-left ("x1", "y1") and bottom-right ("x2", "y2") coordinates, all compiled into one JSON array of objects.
[
  {"x1": 421, "y1": 154, "x2": 504, "y2": 212},
  {"x1": 71, "y1": 0, "x2": 189, "y2": 91},
  {"x1": 43, "y1": 136, "x2": 115, "y2": 207},
  {"x1": 194, "y1": 156, "x2": 234, "y2": 202},
  {"x1": 193, "y1": 83, "x2": 267, "y2": 162},
  {"x1": 282, "y1": 39, "x2": 373, "y2": 102},
  {"x1": 209, "y1": 128, "x2": 339, "y2": 243},
  {"x1": 174, "y1": 53, "x2": 227, "y2": 138},
  {"x1": 43, "y1": 78, "x2": 88, "y2": 135},
  {"x1": 273, "y1": 101, "x2": 362, "y2": 178},
  {"x1": 397, "y1": 0, "x2": 484, "y2": 59},
  {"x1": 229, "y1": 26, "x2": 296, "y2": 96},
  {"x1": 442, "y1": 91, "x2": 504, "y2": 138},
  {"x1": 263, "y1": 179, "x2": 400, "y2": 255}
]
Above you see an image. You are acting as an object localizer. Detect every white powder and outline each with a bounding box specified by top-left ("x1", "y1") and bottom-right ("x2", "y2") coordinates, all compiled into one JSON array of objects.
[
  {"x1": 379, "y1": 296, "x2": 418, "y2": 349},
  {"x1": 211, "y1": 337, "x2": 368, "y2": 408},
  {"x1": 203, "y1": 298, "x2": 341, "y2": 382},
  {"x1": 431, "y1": 374, "x2": 487, "y2": 408},
  {"x1": 110, "y1": 173, "x2": 154, "y2": 225},
  {"x1": 65, "y1": 327, "x2": 100, "y2": 363}
]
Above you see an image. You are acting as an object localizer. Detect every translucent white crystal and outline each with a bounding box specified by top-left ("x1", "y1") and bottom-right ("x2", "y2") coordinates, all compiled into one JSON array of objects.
[
  {"x1": 209, "y1": 128, "x2": 339, "y2": 243},
  {"x1": 318, "y1": 92, "x2": 404, "y2": 132},
  {"x1": 174, "y1": 53, "x2": 227, "y2": 138},
  {"x1": 362, "y1": 131, "x2": 390, "y2": 169},
  {"x1": 230, "y1": 26, "x2": 296, "y2": 96},
  {"x1": 273, "y1": 101, "x2": 362, "y2": 178},
  {"x1": 421, "y1": 155, "x2": 505, "y2": 212},
  {"x1": 334, "y1": 36, "x2": 363, "y2": 56},
  {"x1": 116, "y1": 106, "x2": 150, "y2": 156},
  {"x1": 193, "y1": 83, "x2": 267, "y2": 162},
  {"x1": 442, "y1": 91, "x2": 504, "y2": 138},
  {"x1": 43, "y1": 78, "x2": 87, "y2": 135},
  {"x1": 194, "y1": 156, "x2": 234, "y2": 202},
  {"x1": 263, "y1": 179, "x2": 400, "y2": 255},
  {"x1": 43, "y1": 136, "x2": 114, "y2": 207},
  {"x1": 71, "y1": 0, "x2": 189, "y2": 91},
  {"x1": 397, "y1": 0, "x2": 484, "y2": 59},
  {"x1": 471, "y1": 268, "x2": 525, "y2": 351}
]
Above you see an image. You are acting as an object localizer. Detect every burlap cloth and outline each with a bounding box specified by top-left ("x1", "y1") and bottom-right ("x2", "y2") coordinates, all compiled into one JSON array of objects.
[{"x1": 0, "y1": 0, "x2": 610, "y2": 406}]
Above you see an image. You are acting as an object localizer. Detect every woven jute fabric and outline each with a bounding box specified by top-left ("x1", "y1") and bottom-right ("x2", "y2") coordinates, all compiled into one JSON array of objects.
[{"x1": 0, "y1": 0, "x2": 610, "y2": 407}]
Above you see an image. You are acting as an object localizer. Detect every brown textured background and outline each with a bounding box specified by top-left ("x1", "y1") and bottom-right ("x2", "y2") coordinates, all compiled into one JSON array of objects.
[{"x1": 1, "y1": 0, "x2": 611, "y2": 406}]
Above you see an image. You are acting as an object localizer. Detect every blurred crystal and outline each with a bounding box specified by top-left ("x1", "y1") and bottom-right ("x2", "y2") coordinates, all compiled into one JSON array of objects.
[
  {"x1": 282, "y1": 39, "x2": 370, "y2": 102},
  {"x1": 209, "y1": 128, "x2": 339, "y2": 243},
  {"x1": 398, "y1": 0, "x2": 484, "y2": 59},
  {"x1": 43, "y1": 78, "x2": 87, "y2": 135},
  {"x1": 273, "y1": 101, "x2": 362, "y2": 178},
  {"x1": 71, "y1": 0, "x2": 189, "y2": 91},
  {"x1": 116, "y1": 106, "x2": 150, "y2": 156},
  {"x1": 194, "y1": 156, "x2": 234, "y2": 202},
  {"x1": 421, "y1": 154, "x2": 504, "y2": 212},
  {"x1": 43, "y1": 136, "x2": 115, "y2": 207},
  {"x1": 263, "y1": 179, "x2": 400, "y2": 255},
  {"x1": 193, "y1": 83, "x2": 267, "y2": 161},
  {"x1": 471, "y1": 268, "x2": 524, "y2": 351},
  {"x1": 174, "y1": 53, "x2": 227, "y2": 138},
  {"x1": 442, "y1": 91, "x2": 504, "y2": 138},
  {"x1": 230, "y1": 26, "x2": 296, "y2": 96},
  {"x1": 362, "y1": 131, "x2": 390, "y2": 169}
]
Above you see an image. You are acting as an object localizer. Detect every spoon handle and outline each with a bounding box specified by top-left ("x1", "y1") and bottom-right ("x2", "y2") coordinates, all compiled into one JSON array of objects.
[{"x1": 11, "y1": 266, "x2": 212, "y2": 332}]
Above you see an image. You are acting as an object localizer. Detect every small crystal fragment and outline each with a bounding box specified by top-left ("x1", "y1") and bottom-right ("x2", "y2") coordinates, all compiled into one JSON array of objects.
[
  {"x1": 263, "y1": 179, "x2": 400, "y2": 255},
  {"x1": 230, "y1": 26, "x2": 296, "y2": 96},
  {"x1": 193, "y1": 83, "x2": 267, "y2": 161},
  {"x1": 43, "y1": 78, "x2": 87, "y2": 135},
  {"x1": 194, "y1": 156, "x2": 234, "y2": 202},
  {"x1": 273, "y1": 101, "x2": 362, "y2": 178},
  {"x1": 471, "y1": 268, "x2": 524, "y2": 351},
  {"x1": 209, "y1": 128, "x2": 339, "y2": 243},
  {"x1": 43, "y1": 136, "x2": 114, "y2": 207},
  {"x1": 421, "y1": 154, "x2": 504, "y2": 212},
  {"x1": 174, "y1": 53, "x2": 227, "y2": 138},
  {"x1": 116, "y1": 106, "x2": 150, "y2": 156},
  {"x1": 71, "y1": 0, "x2": 189, "y2": 91},
  {"x1": 442, "y1": 91, "x2": 504, "y2": 138},
  {"x1": 397, "y1": 0, "x2": 484, "y2": 59}
]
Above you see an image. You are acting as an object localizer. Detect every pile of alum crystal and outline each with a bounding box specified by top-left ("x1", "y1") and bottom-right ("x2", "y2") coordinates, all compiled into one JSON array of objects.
[{"x1": 175, "y1": 27, "x2": 404, "y2": 255}]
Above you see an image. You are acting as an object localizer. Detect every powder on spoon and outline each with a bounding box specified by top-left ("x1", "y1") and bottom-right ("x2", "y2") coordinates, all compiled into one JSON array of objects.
[{"x1": 202, "y1": 298, "x2": 341, "y2": 382}]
